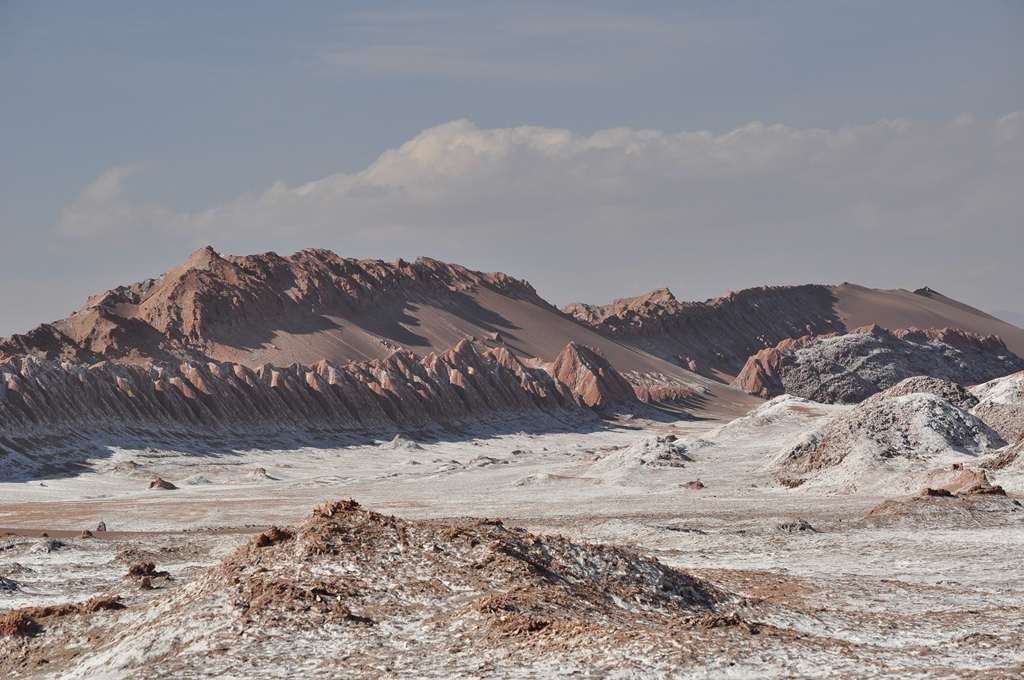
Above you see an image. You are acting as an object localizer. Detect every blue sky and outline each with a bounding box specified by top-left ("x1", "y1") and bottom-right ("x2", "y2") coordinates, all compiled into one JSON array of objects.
[{"x1": 1, "y1": 1, "x2": 1022, "y2": 335}]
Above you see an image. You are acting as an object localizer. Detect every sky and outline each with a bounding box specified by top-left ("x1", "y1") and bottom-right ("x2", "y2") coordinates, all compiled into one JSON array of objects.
[{"x1": 1, "y1": 1, "x2": 1022, "y2": 336}]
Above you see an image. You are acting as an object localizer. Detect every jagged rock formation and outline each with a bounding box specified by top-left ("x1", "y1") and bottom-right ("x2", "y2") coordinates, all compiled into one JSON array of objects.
[
  {"x1": 969, "y1": 371, "x2": 1024, "y2": 442},
  {"x1": 0, "y1": 340, "x2": 647, "y2": 477},
  {"x1": 563, "y1": 285, "x2": 842, "y2": 375},
  {"x1": 544, "y1": 342, "x2": 637, "y2": 408},
  {"x1": 732, "y1": 325, "x2": 1024, "y2": 403},
  {"x1": 773, "y1": 392, "x2": 1006, "y2": 493},
  {"x1": 0, "y1": 500, "x2": 736, "y2": 677}
]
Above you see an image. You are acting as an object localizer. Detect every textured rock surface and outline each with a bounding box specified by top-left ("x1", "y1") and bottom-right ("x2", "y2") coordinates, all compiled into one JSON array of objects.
[
  {"x1": 969, "y1": 371, "x2": 1024, "y2": 442},
  {"x1": 733, "y1": 325, "x2": 1024, "y2": 403},
  {"x1": 563, "y1": 285, "x2": 842, "y2": 375},
  {"x1": 0, "y1": 339, "x2": 647, "y2": 477}
]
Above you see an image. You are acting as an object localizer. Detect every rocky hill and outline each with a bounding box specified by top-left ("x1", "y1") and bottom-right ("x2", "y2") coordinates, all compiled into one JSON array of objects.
[{"x1": 732, "y1": 325, "x2": 1024, "y2": 403}]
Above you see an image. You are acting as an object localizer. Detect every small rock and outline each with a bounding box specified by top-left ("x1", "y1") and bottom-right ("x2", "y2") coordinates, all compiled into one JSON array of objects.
[
  {"x1": 776, "y1": 519, "x2": 818, "y2": 533},
  {"x1": 149, "y1": 477, "x2": 178, "y2": 490}
]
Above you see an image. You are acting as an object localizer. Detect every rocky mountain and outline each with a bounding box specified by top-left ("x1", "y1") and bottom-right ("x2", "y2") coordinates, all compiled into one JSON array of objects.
[
  {"x1": 732, "y1": 325, "x2": 1024, "y2": 403},
  {"x1": 565, "y1": 283, "x2": 1024, "y2": 376},
  {"x1": 0, "y1": 247, "x2": 716, "y2": 410}
]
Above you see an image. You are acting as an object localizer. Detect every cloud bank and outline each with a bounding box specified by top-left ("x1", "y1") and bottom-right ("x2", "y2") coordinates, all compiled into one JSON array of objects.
[{"x1": 56, "y1": 113, "x2": 1024, "y2": 312}]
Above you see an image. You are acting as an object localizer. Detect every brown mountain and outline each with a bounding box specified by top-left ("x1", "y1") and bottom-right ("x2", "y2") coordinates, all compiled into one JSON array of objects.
[{"x1": 0, "y1": 247, "x2": 719, "y2": 403}]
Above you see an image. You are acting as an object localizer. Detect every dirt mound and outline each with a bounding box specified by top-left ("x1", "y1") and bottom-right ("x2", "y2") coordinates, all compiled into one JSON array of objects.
[
  {"x1": 969, "y1": 371, "x2": 1024, "y2": 442},
  {"x1": 919, "y1": 464, "x2": 1006, "y2": 496},
  {"x1": 16, "y1": 500, "x2": 737, "y2": 677},
  {"x1": 733, "y1": 326, "x2": 1023, "y2": 403},
  {"x1": 773, "y1": 393, "x2": 1005, "y2": 493}
]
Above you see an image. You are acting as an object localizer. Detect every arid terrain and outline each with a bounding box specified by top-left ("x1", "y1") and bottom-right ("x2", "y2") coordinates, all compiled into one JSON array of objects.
[{"x1": 2, "y1": 249, "x2": 1023, "y2": 678}]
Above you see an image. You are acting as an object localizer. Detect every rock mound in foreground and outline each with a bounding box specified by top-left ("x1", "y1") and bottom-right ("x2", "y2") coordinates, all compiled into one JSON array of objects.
[
  {"x1": 8, "y1": 500, "x2": 736, "y2": 677},
  {"x1": 733, "y1": 325, "x2": 1024, "y2": 403},
  {"x1": 773, "y1": 393, "x2": 1006, "y2": 493}
]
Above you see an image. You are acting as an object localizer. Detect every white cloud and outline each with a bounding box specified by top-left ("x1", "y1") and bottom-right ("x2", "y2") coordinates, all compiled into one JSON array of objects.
[
  {"x1": 57, "y1": 164, "x2": 173, "y2": 237},
  {"x1": 56, "y1": 113, "x2": 1024, "y2": 309}
]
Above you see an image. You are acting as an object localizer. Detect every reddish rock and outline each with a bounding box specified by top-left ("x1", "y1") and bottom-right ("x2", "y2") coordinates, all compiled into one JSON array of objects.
[{"x1": 545, "y1": 342, "x2": 636, "y2": 408}]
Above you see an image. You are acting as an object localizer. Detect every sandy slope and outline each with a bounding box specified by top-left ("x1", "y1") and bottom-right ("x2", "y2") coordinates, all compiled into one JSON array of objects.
[{"x1": 832, "y1": 283, "x2": 1024, "y2": 356}]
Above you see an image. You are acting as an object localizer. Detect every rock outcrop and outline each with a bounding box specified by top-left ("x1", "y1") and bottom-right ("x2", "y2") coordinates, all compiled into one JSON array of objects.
[
  {"x1": 732, "y1": 326, "x2": 1024, "y2": 403},
  {"x1": 545, "y1": 342, "x2": 637, "y2": 408}
]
